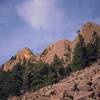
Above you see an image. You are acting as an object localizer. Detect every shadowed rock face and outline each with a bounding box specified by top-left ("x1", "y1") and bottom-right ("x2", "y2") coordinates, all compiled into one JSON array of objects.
[
  {"x1": 9, "y1": 63, "x2": 100, "y2": 100},
  {"x1": 2, "y1": 48, "x2": 36, "y2": 71}
]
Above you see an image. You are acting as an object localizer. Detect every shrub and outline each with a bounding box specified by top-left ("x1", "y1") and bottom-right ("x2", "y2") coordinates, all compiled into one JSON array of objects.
[{"x1": 0, "y1": 71, "x2": 22, "y2": 99}]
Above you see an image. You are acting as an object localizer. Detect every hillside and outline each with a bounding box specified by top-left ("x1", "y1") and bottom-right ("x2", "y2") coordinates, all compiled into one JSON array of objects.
[
  {"x1": 0, "y1": 22, "x2": 100, "y2": 100},
  {"x1": 9, "y1": 63, "x2": 100, "y2": 100}
]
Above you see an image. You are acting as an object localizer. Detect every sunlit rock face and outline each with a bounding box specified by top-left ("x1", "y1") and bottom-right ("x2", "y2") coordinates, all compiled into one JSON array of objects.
[
  {"x1": 16, "y1": 48, "x2": 36, "y2": 61},
  {"x1": 2, "y1": 48, "x2": 36, "y2": 71},
  {"x1": 2, "y1": 22, "x2": 100, "y2": 71},
  {"x1": 38, "y1": 39, "x2": 72, "y2": 65}
]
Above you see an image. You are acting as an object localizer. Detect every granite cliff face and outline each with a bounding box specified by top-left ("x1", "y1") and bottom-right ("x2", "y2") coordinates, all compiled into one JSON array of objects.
[{"x1": 2, "y1": 22, "x2": 100, "y2": 71}]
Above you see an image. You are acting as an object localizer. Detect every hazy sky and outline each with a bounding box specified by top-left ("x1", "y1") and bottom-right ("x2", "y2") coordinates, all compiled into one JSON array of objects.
[{"x1": 0, "y1": 0, "x2": 100, "y2": 64}]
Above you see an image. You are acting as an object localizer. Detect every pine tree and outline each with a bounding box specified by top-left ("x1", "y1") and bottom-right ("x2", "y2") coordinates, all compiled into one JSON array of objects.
[
  {"x1": 51, "y1": 54, "x2": 64, "y2": 80},
  {"x1": 96, "y1": 37, "x2": 100, "y2": 59},
  {"x1": 52, "y1": 55, "x2": 63, "y2": 66},
  {"x1": 71, "y1": 34, "x2": 87, "y2": 71},
  {"x1": 22, "y1": 61, "x2": 33, "y2": 91},
  {"x1": 86, "y1": 31, "x2": 98, "y2": 65},
  {"x1": 86, "y1": 43, "x2": 97, "y2": 65}
]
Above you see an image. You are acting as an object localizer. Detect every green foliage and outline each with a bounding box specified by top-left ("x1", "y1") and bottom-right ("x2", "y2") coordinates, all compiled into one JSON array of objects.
[
  {"x1": 0, "y1": 71, "x2": 22, "y2": 100},
  {"x1": 71, "y1": 32, "x2": 100, "y2": 71},
  {"x1": 28, "y1": 61, "x2": 58, "y2": 91},
  {"x1": 0, "y1": 55, "x2": 68, "y2": 100},
  {"x1": 86, "y1": 32, "x2": 99, "y2": 65},
  {"x1": 71, "y1": 34, "x2": 87, "y2": 71},
  {"x1": 1, "y1": 33, "x2": 100, "y2": 99},
  {"x1": 51, "y1": 55, "x2": 65, "y2": 79},
  {"x1": 86, "y1": 43, "x2": 97, "y2": 65},
  {"x1": 52, "y1": 54, "x2": 63, "y2": 67},
  {"x1": 96, "y1": 36, "x2": 100, "y2": 59}
]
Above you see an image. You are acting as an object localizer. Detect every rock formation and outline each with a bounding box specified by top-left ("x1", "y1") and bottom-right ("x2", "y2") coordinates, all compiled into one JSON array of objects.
[
  {"x1": 2, "y1": 48, "x2": 36, "y2": 71},
  {"x1": 15, "y1": 48, "x2": 36, "y2": 61},
  {"x1": 38, "y1": 39, "x2": 72, "y2": 64},
  {"x1": 38, "y1": 22, "x2": 100, "y2": 64},
  {"x1": 2, "y1": 22, "x2": 100, "y2": 71},
  {"x1": 80, "y1": 22, "x2": 100, "y2": 43},
  {"x1": 1, "y1": 22, "x2": 100, "y2": 100}
]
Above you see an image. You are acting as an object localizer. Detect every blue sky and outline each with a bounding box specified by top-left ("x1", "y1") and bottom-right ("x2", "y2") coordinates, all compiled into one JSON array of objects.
[{"x1": 0, "y1": 0, "x2": 100, "y2": 64}]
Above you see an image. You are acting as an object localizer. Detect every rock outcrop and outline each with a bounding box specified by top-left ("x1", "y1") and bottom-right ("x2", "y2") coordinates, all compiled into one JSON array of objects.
[
  {"x1": 2, "y1": 22, "x2": 100, "y2": 71},
  {"x1": 2, "y1": 48, "x2": 36, "y2": 71},
  {"x1": 38, "y1": 22, "x2": 100, "y2": 64},
  {"x1": 15, "y1": 48, "x2": 36, "y2": 61},
  {"x1": 9, "y1": 63, "x2": 100, "y2": 100},
  {"x1": 1, "y1": 22, "x2": 100, "y2": 99},
  {"x1": 38, "y1": 39, "x2": 72, "y2": 64},
  {"x1": 80, "y1": 22, "x2": 100, "y2": 44}
]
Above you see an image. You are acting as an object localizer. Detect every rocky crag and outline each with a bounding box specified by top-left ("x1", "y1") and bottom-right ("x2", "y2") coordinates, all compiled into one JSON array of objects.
[{"x1": 2, "y1": 22, "x2": 100, "y2": 72}]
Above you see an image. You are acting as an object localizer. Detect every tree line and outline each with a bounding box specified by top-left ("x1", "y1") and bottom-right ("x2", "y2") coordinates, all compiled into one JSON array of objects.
[{"x1": 0, "y1": 55, "x2": 71, "y2": 100}]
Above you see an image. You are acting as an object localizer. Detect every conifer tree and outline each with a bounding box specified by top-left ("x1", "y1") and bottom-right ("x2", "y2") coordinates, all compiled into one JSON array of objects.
[
  {"x1": 51, "y1": 54, "x2": 64, "y2": 79},
  {"x1": 86, "y1": 31, "x2": 98, "y2": 65},
  {"x1": 71, "y1": 34, "x2": 87, "y2": 71}
]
